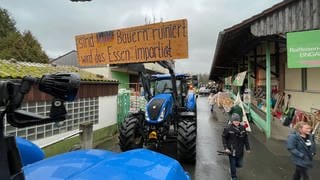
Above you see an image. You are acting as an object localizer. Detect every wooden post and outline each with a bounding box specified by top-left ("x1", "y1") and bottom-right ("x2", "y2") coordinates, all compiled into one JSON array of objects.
[{"x1": 80, "y1": 122, "x2": 93, "y2": 149}]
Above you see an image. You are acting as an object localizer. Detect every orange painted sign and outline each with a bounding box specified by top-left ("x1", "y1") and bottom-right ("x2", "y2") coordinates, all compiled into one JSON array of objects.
[{"x1": 75, "y1": 19, "x2": 188, "y2": 66}]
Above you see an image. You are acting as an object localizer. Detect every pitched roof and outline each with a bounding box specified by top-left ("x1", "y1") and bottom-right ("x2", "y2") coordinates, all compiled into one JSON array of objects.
[{"x1": 0, "y1": 59, "x2": 117, "y2": 83}]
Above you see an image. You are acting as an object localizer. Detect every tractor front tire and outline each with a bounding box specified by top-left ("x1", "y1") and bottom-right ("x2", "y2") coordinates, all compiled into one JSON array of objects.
[
  {"x1": 119, "y1": 116, "x2": 143, "y2": 151},
  {"x1": 177, "y1": 120, "x2": 196, "y2": 163}
]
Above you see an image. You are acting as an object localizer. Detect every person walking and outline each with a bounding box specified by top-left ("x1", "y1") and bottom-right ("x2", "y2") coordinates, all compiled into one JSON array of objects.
[
  {"x1": 222, "y1": 113, "x2": 250, "y2": 180},
  {"x1": 208, "y1": 93, "x2": 215, "y2": 112},
  {"x1": 229, "y1": 104, "x2": 243, "y2": 122},
  {"x1": 287, "y1": 121, "x2": 316, "y2": 180}
]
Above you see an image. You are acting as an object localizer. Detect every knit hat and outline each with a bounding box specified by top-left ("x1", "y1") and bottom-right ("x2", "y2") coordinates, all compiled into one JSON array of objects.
[{"x1": 231, "y1": 113, "x2": 241, "y2": 122}]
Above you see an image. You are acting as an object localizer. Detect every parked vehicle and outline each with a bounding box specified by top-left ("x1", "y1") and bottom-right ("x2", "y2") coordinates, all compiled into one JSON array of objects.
[
  {"x1": 198, "y1": 87, "x2": 210, "y2": 96},
  {"x1": 119, "y1": 61, "x2": 197, "y2": 163}
]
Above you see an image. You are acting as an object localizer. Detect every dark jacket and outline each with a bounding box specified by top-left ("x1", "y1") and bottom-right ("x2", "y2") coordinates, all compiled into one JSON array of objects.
[
  {"x1": 222, "y1": 124, "x2": 250, "y2": 157},
  {"x1": 287, "y1": 132, "x2": 316, "y2": 168}
]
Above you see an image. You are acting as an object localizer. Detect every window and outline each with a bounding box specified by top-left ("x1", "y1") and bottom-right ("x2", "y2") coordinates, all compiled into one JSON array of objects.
[
  {"x1": 307, "y1": 68, "x2": 320, "y2": 92},
  {"x1": 285, "y1": 65, "x2": 302, "y2": 91},
  {"x1": 5, "y1": 97, "x2": 99, "y2": 141},
  {"x1": 154, "y1": 79, "x2": 173, "y2": 94}
]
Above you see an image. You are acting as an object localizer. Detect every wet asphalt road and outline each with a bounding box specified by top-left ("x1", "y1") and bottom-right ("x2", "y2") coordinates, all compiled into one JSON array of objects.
[
  {"x1": 193, "y1": 96, "x2": 230, "y2": 180},
  {"x1": 158, "y1": 96, "x2": 230, "y2": 179},
  {"x1": 191, "y1": 97, "x2": 320, "y2": 180}
]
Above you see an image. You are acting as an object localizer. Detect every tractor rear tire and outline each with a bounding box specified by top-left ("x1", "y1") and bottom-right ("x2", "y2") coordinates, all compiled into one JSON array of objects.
[
  {"x1": 119, "y1": 116, "x2": 143, "y2": 151},
  {"x1": 177, "y1": 120, "x2": 196, "y2": 163}
]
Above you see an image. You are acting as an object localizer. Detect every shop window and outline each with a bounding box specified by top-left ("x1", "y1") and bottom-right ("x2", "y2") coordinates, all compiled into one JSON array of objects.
[
  {"x1": 307, "y1": 68, "x2": 320, "y2": 92},
  {"x1": 302, "y1": 68, "x2": 307, "y2": 91},
  {"x1": 285, "y1": 66, "x2": 302, "y2": 91}
]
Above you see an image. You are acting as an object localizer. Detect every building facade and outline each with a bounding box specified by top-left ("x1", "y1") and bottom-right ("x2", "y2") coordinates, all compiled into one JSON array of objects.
[{"x1": 210, "y1": 0, "x2": 320, "y2": 139}]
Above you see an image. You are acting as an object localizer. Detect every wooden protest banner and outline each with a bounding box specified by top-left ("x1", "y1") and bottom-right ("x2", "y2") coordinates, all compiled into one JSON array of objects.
[{"x1": 75, "y1": 19, "x2": 188, "y2": 67}]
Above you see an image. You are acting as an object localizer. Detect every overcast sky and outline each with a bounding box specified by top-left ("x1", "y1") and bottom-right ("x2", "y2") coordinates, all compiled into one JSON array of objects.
[{"x1": 1, "y1": 0, "x2": 282, "y2": 74}]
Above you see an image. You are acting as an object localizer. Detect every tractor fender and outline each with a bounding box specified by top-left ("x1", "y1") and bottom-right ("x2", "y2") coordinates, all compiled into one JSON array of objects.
[{"x1": 16, "y1": 137, "x2": 45, "y2": 166}]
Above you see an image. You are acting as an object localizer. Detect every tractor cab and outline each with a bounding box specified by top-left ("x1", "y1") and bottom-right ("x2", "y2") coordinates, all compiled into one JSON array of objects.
[{"x1": 151, "y1": 74, "x2": 190, "y2": 107}]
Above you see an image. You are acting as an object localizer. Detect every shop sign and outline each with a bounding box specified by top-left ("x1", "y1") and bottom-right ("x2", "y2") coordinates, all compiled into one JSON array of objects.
[
  {"x1": 75, "y1": 19, "x2": 188, "y2": 67},
  {"x1": 287, "y1": 29, "x2": 320, "y2": 68}
]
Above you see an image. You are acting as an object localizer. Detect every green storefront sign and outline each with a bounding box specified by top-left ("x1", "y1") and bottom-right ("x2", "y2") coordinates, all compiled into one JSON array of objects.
[{"x1": 287, "y1": 29, "x2": 320, "y2": 68}]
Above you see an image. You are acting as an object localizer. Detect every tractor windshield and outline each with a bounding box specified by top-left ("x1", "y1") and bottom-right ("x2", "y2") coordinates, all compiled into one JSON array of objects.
[
  {"x1": 154, "y1": 79, "x2": 172, "y2": 94},
  {"x1": 154, "y1": 79, "x2": 181, "y2": 95}
]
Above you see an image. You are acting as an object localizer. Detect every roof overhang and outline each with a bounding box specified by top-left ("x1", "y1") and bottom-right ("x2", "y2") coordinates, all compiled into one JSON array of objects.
[
  {"x1": 209, "y1": 0, "x2": 309, "y2": 81},
  {"x1": 210, "y1": 27, "x2": 259, "y2": 81}
]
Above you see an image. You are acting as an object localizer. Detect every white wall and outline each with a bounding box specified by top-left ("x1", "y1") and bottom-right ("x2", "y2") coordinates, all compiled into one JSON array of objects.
[
  {"x1": 284, "y1": 65, "x2": 320, "y2": 111},
  {"x1": 33, "y1": 95, "x2": 118, "y2": 148},
  {"x1": 285, "y1": 90, "x2": 320, "y2": 112},
  {"x1": 95, "y1": 95, "x2": 117, "y2": 130}
]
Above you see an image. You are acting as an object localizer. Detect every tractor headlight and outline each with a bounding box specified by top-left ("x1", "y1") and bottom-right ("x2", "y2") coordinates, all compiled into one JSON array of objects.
[
  {"x1": 145, "y1": 111, "x2": 150, "y2": 121},
  {"x1": 158, "y1": 107, "x2": 166, "y2": 122}
]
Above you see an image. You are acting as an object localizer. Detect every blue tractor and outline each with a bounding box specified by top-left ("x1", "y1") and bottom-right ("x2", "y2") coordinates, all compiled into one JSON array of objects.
[
  {"x1": 119, "y1": 62, "x2": 197, "y2": 163},
  {"x1": 0, "y1": 73, "x2": 190, "y2": 180}
]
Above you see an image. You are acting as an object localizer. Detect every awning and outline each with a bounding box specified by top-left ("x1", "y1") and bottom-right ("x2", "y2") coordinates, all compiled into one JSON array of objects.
[
  {"x1": 210, "y1": 27, "x2": 257, "y2": 81},
  {"x1": 209, "y1": 0, "x2": 319, "y2": 80}
]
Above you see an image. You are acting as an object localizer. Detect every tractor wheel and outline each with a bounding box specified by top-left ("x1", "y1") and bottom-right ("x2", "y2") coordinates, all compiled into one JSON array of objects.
[
  {"x1": 177, "y1": 120, "x2": 196, "y2": 163},
  {"x1": 119, "y1": 116, "x2": 143, "y2": 151}
]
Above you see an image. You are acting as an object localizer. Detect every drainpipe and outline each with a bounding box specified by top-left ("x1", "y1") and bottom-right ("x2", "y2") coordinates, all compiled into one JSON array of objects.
[{"x1": 266, "y1": 42, "x2": 271, "y2": 138}]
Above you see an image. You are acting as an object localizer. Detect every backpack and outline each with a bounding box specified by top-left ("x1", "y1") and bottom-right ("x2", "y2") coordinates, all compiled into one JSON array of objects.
[{"x1": 282, "y1": 107, "x2": 295, "y2": 126}]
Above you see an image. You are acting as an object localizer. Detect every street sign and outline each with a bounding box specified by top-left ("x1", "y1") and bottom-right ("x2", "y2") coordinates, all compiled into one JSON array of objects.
[
  {"x1": 287, "y1": 29, "x2": 320, "y2": 68},
  {"x1": 75, "y1": 19, "x2": 188, "y2": 67}
]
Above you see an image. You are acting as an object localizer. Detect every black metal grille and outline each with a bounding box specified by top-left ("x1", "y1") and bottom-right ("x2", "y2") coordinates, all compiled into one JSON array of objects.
[{"x1": 147, "y1": 99, "x2": 164, "y2": 120}]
